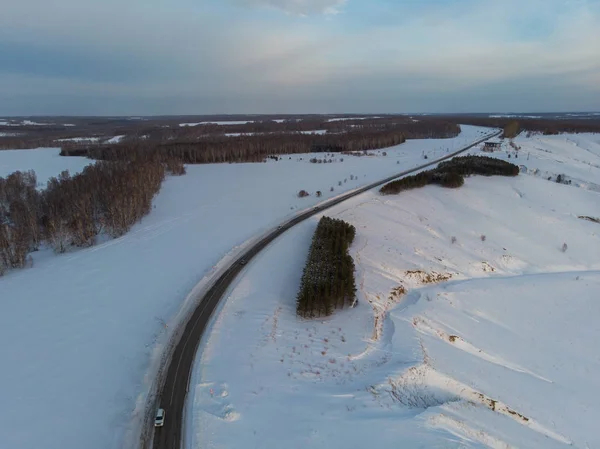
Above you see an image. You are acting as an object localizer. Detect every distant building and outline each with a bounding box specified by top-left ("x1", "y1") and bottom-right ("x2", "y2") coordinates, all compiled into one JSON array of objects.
[{"x1": 483, "y1": 141, "x2": 502, "y2": 152}]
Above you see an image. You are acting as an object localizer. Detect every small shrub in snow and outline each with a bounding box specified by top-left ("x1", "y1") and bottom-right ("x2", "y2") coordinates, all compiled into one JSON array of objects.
[
  {"x1": 165, "y1": 158, "x2": 186, "y2": 175},
  {"x1": 561, "y1": 243, "x2": 568, "y2": 253},
  {"x1": 481, "y1": 235, "x2": 486, "y2": 242},
  {"x1": 338, "y1": 181, "x2": 342, "y2": 186},
  {"x1": 451, "y1": 236, "x2": 457, "y2": 244},
  {"x1": 330, "y1": 187, "x2": 334, "y2": 192},
  {"x1": 316, "y1": 191, "x2": 322, "y2": 197},
  {"x1": 298, "y1": 190, "x2": 310, "y2": 198}
]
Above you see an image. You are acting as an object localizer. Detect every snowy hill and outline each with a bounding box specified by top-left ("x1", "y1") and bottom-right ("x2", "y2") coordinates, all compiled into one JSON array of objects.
[
  {"x1": 188, "y1": 133, "x2": 600, "y2": 448},
  {"x1": 0, "y1": 126, "x2": 493, "y2": 449}
]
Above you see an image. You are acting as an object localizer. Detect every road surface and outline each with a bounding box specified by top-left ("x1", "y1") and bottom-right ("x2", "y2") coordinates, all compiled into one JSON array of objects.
[{"x1": 148, "y1": 130, "x2": 502, "y2": 449}]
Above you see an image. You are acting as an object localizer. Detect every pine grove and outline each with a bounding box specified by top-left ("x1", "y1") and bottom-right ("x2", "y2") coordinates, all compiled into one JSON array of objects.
[
  {"x1": 296, "y1": 217, "x2": 357, "y2": 319},
  {"x1": 380, "y1": 155, "x2": 519, "y2": 195}
]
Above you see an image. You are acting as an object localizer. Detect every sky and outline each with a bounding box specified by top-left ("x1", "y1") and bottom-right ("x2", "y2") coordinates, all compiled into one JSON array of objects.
[{"x1": 1, "y1": 0, "x2": 599, "y2": 115}]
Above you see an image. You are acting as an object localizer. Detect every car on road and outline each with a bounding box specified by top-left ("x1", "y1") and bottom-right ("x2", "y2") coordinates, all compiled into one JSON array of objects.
[
  {"x1": 240, "y1": 259, "x2": 247, "y2": 265},
  {"x1": 155, "y1": 408, "x2": 165, "y2": 427}
]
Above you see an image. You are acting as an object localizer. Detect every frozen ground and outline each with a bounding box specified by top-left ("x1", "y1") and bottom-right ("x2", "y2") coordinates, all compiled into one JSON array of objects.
[
  {"x1": 0, "y1": 126, "x2": 493, "y2": 449},
  {"x1": 0, "y1": 147, "x2": 92, "y2": 187},
  {"x1": 189, "y1": 133, "x2": 600, "y2": 448}
]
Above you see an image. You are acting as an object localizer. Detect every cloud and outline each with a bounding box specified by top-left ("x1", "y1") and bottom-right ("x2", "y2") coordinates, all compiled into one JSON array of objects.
[
  {"x1": 231, "y1": 0, "x2": 346, "y2": 15},
  {"x1": 0, "y1": 0, "x2": 598, "y2": 114}
]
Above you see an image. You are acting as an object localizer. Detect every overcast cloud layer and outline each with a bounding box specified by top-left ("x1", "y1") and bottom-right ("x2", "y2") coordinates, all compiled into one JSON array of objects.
[{"x1": 1, "y1": 0, "x2": 599, "y2": 115}]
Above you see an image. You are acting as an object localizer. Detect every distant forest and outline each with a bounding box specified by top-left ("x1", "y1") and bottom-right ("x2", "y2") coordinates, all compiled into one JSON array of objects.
[
  {"x1": 439, "y1": 116, "x2": 600, "y2": 137},
  {"x1": 57, "y1": 120, "x2": 461, "y2": 164}
]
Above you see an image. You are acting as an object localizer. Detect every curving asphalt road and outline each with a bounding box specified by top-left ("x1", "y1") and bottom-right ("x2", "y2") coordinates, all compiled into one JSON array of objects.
[{"x1": 147, "y1": 130, "x2": 502, "y2": 449}]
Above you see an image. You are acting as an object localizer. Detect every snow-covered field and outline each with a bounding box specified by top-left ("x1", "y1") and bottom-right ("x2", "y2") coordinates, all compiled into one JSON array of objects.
[
  {"x1": 0, "y1": 126, "x2": 493, "y2": 449},
  {"x1": 180, "y1": 120, "x2": 254, "y2": 126},
  {"x1": 0, "y1": 119, "x2": 59, "y2": 126},
  {"x1": 225, "y1": 130, "x2": 328, "y2": 137},
  {"x1": 106, "y1": 135, "x2": 126, "y2": 143},
  {"x1": 327, "y1": 116, "x2": 382, "y2": 122},
  {"x1": 0, "y1": 148, "x2": 92, "y2": 186},
  {"x1": 57, "y1": 137, "x2": 101, "y2": 143},
  {"x1": 513, "y1": 133, "x2": 600, "y2": 193},
  {"x1": 57, "y1": 135, "x2": 126, "y2": 144},
  {"x1": 188, "y1": 133, "x2": 600, "y2": 448}
]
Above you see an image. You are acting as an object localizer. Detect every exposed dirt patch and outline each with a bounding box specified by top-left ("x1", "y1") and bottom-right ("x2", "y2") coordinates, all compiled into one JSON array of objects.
[
  {"x1": 405, "y1": 270, "x2": 453, "y2": 284},
  {"x1": 481, "y1": 262, "x2": 496, "y2": 272},
  {"x1": 388, "y1": 284, "x2": 407, "y2": 301},
  {"x1": 507, "y1": 408, "x2": 529, "y2": 422}
]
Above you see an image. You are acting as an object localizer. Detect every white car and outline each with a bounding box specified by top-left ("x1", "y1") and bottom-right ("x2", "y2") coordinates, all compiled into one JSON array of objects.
[{"x1": 155, "y1": 408, "x2": 165, "y2": 427}]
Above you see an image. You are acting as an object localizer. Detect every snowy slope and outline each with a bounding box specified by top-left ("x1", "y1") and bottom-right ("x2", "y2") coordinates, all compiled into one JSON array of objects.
[
  {"x1": 0, "y1": 147, "x2": 92, "y2": 187},
  {"x1": 0, "y1": 126, "x2": 492, "y2": 449},
  {"x1": 188, "y1": 133, "x2": 600, "y2": 449}
]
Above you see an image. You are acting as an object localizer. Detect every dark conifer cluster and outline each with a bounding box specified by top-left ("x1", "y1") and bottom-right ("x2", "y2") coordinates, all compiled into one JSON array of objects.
[
  {"x1": 0, "y1": 159, "x2": 173, "y2": 275},
  {"x1": 380, "y1": 156, "x2": 518, "y2": 195},
  {"x1": 296, "y1": 217, "x2": 357, "y2": 319},
  {"x1": 436, "y1": 155, "x2": 520, "y2": 177}
]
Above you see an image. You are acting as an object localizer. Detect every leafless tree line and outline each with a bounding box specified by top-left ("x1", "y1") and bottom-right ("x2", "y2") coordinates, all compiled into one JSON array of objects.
[
  {"x1": 60, "y1": 122, "x2": 460, "y2": 165},
  {"x1": 0, "y1": 158, "x2": 182, "y2": 275}
]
